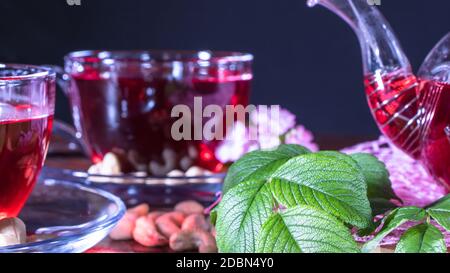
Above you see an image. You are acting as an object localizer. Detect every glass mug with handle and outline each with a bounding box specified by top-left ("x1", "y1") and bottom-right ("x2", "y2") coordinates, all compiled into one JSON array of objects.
[
  {"x1": 0, "y1": 64, "x2": 55, "y2": 219},
  {"x1": 54, "y1": 50, "x2": 253, "y2": 175}
]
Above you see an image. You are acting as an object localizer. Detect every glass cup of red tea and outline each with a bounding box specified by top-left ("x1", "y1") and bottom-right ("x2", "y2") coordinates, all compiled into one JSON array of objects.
[
  {"x1": 58, "y1": 50, "x2": 253, "y2": 175},
  {"x1": 0, "y1": 64, "x2": 55, "y2": 219}
]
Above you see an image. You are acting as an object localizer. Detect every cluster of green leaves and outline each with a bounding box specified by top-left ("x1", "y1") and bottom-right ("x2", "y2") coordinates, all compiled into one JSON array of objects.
[
  {"x1": 213, "y1": 144, "x2": 449, "y2": 253},
  {"x1": 362, "y1": 196, "x2": 450, "y2": 253}
]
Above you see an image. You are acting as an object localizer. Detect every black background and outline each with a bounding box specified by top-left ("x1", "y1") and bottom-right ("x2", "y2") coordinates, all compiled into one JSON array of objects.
[
  {"x1": 0, "y1": 0, "x2": 448, "y2": 137},
  {"x1": 2, "y1": 252, "x2": 445, "y2": 272}
]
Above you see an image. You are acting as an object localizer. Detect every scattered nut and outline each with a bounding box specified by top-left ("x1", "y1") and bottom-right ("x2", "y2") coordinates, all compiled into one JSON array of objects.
[
  {"x1": 149, "y1": 148, "x2": 177, "y2": 176},
  {"x1": 169, "y1": 230, "x2": 217, "y2": 253},
  {"x1": 149, "y1": 161, "x2": 165, "y2": 176},
  {"x1": 109, "y1": 204, "x2": 150, "y2": 240},
  {"x1": 133, "y1": 214, "x2": 167, "y2": 247},
  {"x1": 185, "y1": 166, "x2": 205, "y2": 177},
  {"x1": 87, "y1": 163, "x2": 102, "y2": 175},
  {"x1": 162, "y1": 148, "x2": 176, "y2": 164},
  {"x1": 108, "y1": 201, "x2": 217, "y2": 253},
  {"x1": 109, "y1": 212, "x2": 138, "y2": 241},
  {"x1": 88, "y1": 152, "x2": 122, "y2": 176},
  {"x1": 133, "y1": 171, "x2": 148, "y2": 177},
  {"x1": 101, "y1": 152, "x2": 122, "y2": 175},
  {"x1": 148, "y1": 211, "x2": 165, "y2": 221},
  {"x1": 180, "y1": 156, "x2": 193, "y2": 171},
  {"x1": 167, "y1": 169, "x2": 184, "y2": 177},
  {"x1": 0, "y1": 218, "x2": 26, "y2": 247},
  {"x1": 175, "y1": 200, "x2": 205, "y2": 215},
  {"x1": 128, "y1": 203, "x2": 150, "y2": 217},
  {"x1": 155, "y1": 212, "x2": 185, "y2": 238},
  {"x1": 165, "y1": 169, "x2": 185, "y2": 184},
  {"x1": 181, "y1": 214, "x2": 210, "y2": 232}
]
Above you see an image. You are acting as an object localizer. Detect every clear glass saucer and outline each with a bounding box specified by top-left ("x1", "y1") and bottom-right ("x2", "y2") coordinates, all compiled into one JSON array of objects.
[
  {"x1": 0, "y1": 176, "x2": 126, "y2": 253},
  {"x1": 43, "y1": 167, "x2": 224, "y2": 208}
]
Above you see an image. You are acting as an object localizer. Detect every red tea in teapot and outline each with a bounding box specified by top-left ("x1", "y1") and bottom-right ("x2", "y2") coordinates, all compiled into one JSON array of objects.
[
  {"x1": 309, "y1": 0, "x2": 450, "y2": 189},
  {"x1": 418, "y1": 79, "x2": 450, "y2": 188},
  {"x1": 365, "y1": 70, "x2": 450, "y2": 188}
]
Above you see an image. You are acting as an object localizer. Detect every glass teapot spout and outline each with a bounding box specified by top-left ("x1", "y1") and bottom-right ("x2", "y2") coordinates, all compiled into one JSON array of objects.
[
  {"x1": 309, "y1": 0, "x2": 450, "y2": 190},
  {"x1": 309, "y1": 0, "x2": 423, "y2": 159},
  {"x1": 307, "y1": 0, "x2": 411, "y2": 75}
]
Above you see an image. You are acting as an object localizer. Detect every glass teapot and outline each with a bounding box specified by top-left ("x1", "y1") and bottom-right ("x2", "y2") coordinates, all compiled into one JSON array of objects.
[{"x1": 308, "y1": 0, "x2": 450, "y2": 190}]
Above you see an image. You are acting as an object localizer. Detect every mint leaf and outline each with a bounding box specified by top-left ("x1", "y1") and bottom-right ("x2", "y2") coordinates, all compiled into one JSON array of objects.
[
  {"x1": 350, "y1": 153, "x2": 398, "y2": 200},
  {"x1": 209, "y1": 208, "x2": 218, "y2": 226},
  {"x1": 222, "y1": 144, "x2": 310, "y2": 194},
  {"x1": 362, "y1": 207, "x2": 426, "y2": 253},
  {"x1": 357, "y1": 220, "x2": 381, "y2": 237},
  {"x1": 215, "y1": 180, "x2": 274, "y2": 253},
  {"x1": 350, "y1": 153, "x2": 399, "y2": 214},
  {"x1": 269, "y1": 152, "x2": 372, "y2": 228},
  {"x1": 369, "y1": 198, "x2": 399, "y2": 216},
  {"x1": 395, "y1": 223, "x2": 446, "y2": 253},
  {"x1": 257, "y1": 206, "x2": 359, "y2": 253},
  {"x1": 320, "y1": 151, "x2": 361, "y2": 169},
  {"x1": 426, "y1": 194, "x2": 450, "y2": 231}
]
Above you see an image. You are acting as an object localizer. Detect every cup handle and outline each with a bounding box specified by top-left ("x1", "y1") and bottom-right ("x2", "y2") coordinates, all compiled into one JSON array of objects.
[
  {"x1": 44, "y1": 65, "x2": 90, "y2": 157},
  {"x1": 44, "y1": 65, "x2": 71, "y2": 96},
  {"x1": 49, "y1": 120, "x2": 88, "y2": 156}
]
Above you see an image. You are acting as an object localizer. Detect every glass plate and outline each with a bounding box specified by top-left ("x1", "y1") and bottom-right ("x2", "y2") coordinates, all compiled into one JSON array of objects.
[
  {"x1": 0, "y1": 176, "x2": 126, "y2": 253},
  {"x1": 42, "y1": 167, "x2": 224, "y2": 208}
]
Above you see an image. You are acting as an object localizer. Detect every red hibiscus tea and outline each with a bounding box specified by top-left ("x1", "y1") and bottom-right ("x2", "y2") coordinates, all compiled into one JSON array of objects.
[
  {"x1": 65, "y1": 51, "x2": 252, "y2": 174},
  {"x1": 0, "y1": 113, "x2": 53, "y2": 218},
  {"x1": 419, "y1": 79, "x2": 450, "y2": 188},
  {"x1": 0, "y1": 65, "x2": 55, "y2": 218},
  {"x1": 365, "y1": 70, "x2": 450, "y2": 188}
]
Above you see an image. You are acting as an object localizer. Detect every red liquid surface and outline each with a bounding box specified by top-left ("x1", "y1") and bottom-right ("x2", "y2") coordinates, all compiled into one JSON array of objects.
[
  {"x1": 70, "y1": 68, "x2": 251, "y2": 173},
  {"x1": 0, "y1": 114, "x2": 53, "y2": 218},
  {"x1": 365, "y1": 71, "x2": 450, "y2": 189}
]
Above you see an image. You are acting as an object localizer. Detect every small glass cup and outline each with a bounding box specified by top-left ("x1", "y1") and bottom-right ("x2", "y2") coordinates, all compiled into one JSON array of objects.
[
  {"x1": 0, "y1": 64, "x2": 55, "y2": 218},
  {"x1": 57, "y1": 50, "x2": 253, "y2": 175}
]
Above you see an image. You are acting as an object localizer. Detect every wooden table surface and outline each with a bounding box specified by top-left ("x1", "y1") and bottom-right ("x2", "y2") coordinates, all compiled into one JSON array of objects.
[{"x1": 43, "y1": 134, "x2": 404, "y2": 253}]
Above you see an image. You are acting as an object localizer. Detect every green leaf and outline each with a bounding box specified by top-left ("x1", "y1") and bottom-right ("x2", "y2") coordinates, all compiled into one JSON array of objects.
[
  {"x1": 369, "y1": 198, "x2": 399, "y2": 216},
  {"x1": 362, "y1": 207, "x2": 426, "y2": 253},
  {"x1": 350, "y1": 153, "x2": 398, "y2": 200},
  {"x1": 222, "y1": 144, "x2": 310, "y2": 194},
  {"x1": 209, "y1": 208, "x2": 218, "y2": 226},
  {"x1": 350, "y1": 153, "x2": 399, "y2": 214},
  {"x1": 395, "y1": 223, "x2": 446, "y2": 253},
  {"x1": 321, "y1": 151, "x2": 361, "y2": 169},
  {"x1": 357, "y1": 220, "x2": 381, "y2": 237},
  {"x1": 426, "y1": 194, "x2": 450, "y2": 231},
  {"x1": 257, "y1": 206, "x2": 360, "y2": 253},
  {"x1": 215, "y1": 179, "x2": 275, "y2": 253},
  {"x1": 269, "y1": 152, "x2": 372, "y2": 228}
]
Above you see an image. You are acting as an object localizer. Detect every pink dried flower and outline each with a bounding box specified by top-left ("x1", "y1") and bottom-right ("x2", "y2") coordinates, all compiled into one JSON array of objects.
[
  {"x1": 284, "y1": 125, "x2": 319, "y2": 152},
  {"x1": 250, "y1": 106, "x2": 296, "y2": 135},
  {"x1": 215, "y1": 122, "x2": 249, "y2": 163},
  {"x1": 215, "y1": 106, "x2": 318, "y2": 163},
  {"x1": 258, "y1": 134, "x2": 281, "y2": 150}
]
